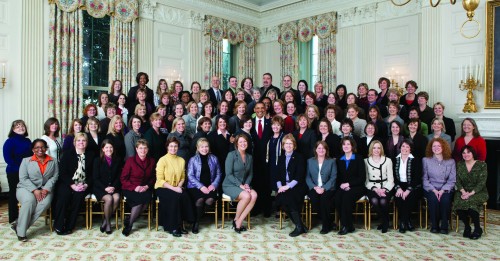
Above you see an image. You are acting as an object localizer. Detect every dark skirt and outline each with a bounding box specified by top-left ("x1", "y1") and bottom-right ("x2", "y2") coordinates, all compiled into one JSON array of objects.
[
  {"x1": 93, "y1": 188, "x2": 122, "y2": 201},
  {"x1": 274, "y1": 185, "x2": 306, "y2": 212},
  {"x1": 123, "y1": 189, "x2": 152, "y2": 207},
  {"x1": 157, "y1": 188, "x2": 194, "y2": 231},
  {"x1": 188, "y1": 188, "x2": 218, "y2": 202}
]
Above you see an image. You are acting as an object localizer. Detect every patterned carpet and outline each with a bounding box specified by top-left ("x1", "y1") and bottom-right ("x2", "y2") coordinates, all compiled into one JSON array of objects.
[{"x1": 0, "y1": 199, "x2": 499, "y2": 260}]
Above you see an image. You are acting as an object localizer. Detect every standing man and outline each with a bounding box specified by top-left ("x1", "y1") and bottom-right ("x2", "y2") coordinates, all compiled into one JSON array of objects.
[
  {"x1": 250, "y1": 102, "x2": 272, "y2": 217},
  {"x1": 127, "y1": 72, "x2": 154, "y2": 113},
  {"x1": 227, "y1": 76, "x2": 238, "y2": 95},
  {"x1": 208, "y1": 76, "x2": 223, "y2": 110},
  {"x1": 260, "y1": 73, "x2": 281, "y2": 99},
  {"x1": 280, "y1": 75, "x2": 300, "y2": 102}
]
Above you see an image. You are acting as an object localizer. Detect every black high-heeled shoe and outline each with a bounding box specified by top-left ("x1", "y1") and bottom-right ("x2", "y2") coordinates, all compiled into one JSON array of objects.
[
  {"x1": 100, "y1": 224, "x2": 106, "y2": 233},
  {"x1": 232, "y1": 220, "x2": 241, "y2": 233}
]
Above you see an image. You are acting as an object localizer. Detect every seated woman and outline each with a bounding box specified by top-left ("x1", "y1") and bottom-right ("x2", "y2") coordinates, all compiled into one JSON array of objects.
[
  {"x1": 453, "y1": 145, "x2": 488, "y2": 240},
  {"x1": 423, "y1": 137, "x2": 456, "y2": 234},
  {"x1": 156, "y1": 137, "x2": 195, "y2": 237},
  {"x1": 187, "y1": 138, "x2": 222, "y2": 234},
  {"x1": 54, "y1": 133, "x2": 94, "y2": 235},
  {"x1": 335, "y1": 137, "x2": 366, "y2": 235},
  {"x1": 93, "y1": 140, "x2": 123, "y2": 234},
  {"x1": 14, "y1": 139, "x2": 59, "y2": 242},
  {"x1": 364, "y1": 140, "x2": 394, "y2": 233},
  {"x1": 393, "y1": 139, "x2": 422, "y2": 233},
  {"x1": 306, "y1": 141, "x2": 337, "y2": 234},
  {"x1": 275, "y1": 134, "x2": 308, "y2": 237},
  {"x1": 120, "y1": 139, "x2": 156, "y2": 237},
  {"x1": 223, "y1": 134, "x2": 257, "y2": 233}
]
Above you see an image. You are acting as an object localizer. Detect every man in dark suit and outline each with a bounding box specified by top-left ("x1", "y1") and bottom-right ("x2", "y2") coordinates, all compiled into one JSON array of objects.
[
  {"x1": 207, "y1": 76, "x2": 223, "y2": 110},
  {"x1": 280, "y1": 75, "x2": 300, "y2": 103},
  {"x1": 368, "y1": 89, "x2": 388, "y2": 118},
  {"x1": 250, "y1": 102, "x2": 272, "y2": 217},
  {"x1": 126, "y1": 72, "x2": 154, "y2": 114},
  {"x1": 260, "y1": 73, "x2": 281, "y2": 100},
  {"x1": 227, "y1": 76, "x2": 238, "y2": 95}
]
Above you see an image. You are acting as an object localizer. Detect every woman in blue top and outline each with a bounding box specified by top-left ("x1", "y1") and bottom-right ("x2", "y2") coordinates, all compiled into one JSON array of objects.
[{"x1": 3, "y1": 120, "x2": 32, "y2": 224}]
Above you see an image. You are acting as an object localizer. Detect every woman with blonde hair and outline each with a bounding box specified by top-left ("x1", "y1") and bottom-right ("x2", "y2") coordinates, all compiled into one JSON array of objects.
[
  {"x1": 167, "y1": 117, "x2": 192, "y2": 162},
  {"x1": 105, "y1": 115, "x2": 126, "y2": 160}
]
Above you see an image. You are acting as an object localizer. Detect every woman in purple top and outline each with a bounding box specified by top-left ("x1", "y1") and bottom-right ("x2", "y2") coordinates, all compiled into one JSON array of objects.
[
  {"x1": 186, "y1": 138, "x2": 222, "y2": 234},
  {"x1": 422, "y1": 137, "x2": 456, "y2": 234},
  {"x1": 3, "y1": 120, "x2": 32, "y2": 224}
]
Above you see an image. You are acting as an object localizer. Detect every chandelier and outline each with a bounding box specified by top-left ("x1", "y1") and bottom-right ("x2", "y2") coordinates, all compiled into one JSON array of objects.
[{"x1": 390, "y1": 0, "x2": 480, "y2": 39}]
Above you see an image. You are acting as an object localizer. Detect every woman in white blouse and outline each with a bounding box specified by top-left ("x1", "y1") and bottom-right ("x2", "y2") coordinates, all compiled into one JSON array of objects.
[{"x1": 41, "y1": 118, "x2": 62, "y2": 163}]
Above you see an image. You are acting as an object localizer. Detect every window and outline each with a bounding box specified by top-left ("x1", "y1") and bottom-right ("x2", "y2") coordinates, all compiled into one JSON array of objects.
[
  {"x1": 222, "y1": 39, "x2": 233, "y2": 90},
  {"x1": 82, "y1": 12, "x2": 110, "y2": 106},
  {"x1": 298, "y1": 36, "x2": 319, "y2": 91}
]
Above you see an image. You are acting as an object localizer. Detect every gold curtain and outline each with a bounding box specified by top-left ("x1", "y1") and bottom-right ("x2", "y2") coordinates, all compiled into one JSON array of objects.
[{"x1": 109, "y1": 17, "x2": 136, "y2": 89}]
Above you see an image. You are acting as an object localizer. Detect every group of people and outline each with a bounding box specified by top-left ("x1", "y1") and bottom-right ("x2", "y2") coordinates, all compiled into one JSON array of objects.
[{"x1": 2, "y1": 72, "x2": 488, "y2": 241}]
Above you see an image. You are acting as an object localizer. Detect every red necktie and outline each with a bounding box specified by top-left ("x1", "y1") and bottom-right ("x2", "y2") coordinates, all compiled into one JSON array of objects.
[{"x1": 258, "y1": 119, "x2": 263, "y2": 139}]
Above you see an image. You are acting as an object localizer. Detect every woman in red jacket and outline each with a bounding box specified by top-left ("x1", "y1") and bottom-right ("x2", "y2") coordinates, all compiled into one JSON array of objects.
[
  {"x1": 453, "y1": 118, "x2": 486, "y2": 162},
  {"x1": 120, "y1": 139, "x2": 156, "y2": 236}
]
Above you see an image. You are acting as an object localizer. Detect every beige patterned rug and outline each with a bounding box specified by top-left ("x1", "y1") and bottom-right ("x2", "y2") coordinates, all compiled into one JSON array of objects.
[{"x1": 1, "y1": 199, "x2": 499, "y2": 260}]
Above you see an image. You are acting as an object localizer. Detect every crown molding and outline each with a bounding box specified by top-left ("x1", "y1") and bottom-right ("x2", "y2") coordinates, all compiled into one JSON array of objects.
[{"x1": 223, "y1": 0, "x2": 306, "y2": 12}]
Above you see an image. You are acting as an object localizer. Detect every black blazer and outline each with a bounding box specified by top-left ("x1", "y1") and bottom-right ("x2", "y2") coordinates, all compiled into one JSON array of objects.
[
  {"x1": 358, "y1": 136, "x2": 384, "y2": 159},
  {"x1": 320, "y1": 133, "x2": 341, "y2": 159},
  {"x1": 126, "y1": 85, "x2": 154, "y2": 113},
  {"x1": 277, "y1": 151, "x2": 306, "y2": 192},
  {"x1": 393, "y1": 156, "x2": 422, "y2": 192},
  {"x1": 336, "y1": 155, "x2": 366, "y2": 188},
  {"x1": 59, "y1": 149, "x2": 95, "y2": 187},
  {"x1": 407, "y1": 133, "x2": 428, "y2": 159},
  {"x1": 207, "y1": 130, "x2": 231, "y2": 170},
  {"x1": 86, "y1": 132, "x2": 104, "y2": 157},
  {"x1": 251, "y1": 117, "x2": 272, "y2": 165},
  {"x1": 106, "y1": 133, "x2": 126, "y2": 161},
  {"x1": 207, "y1": 87, "x2": 223, "y2": 107},
  {"x1": 92, "y1": 156, "x2": 123, "y2": 194},
  {"x1": 293, "y1": 129, "x2": 317, "y2": 160}
]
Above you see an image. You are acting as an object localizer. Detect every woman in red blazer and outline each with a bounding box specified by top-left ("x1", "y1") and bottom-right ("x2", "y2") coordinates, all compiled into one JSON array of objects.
[{"x1": 120, "y1": 139, "x2": 156, "y2": 236}]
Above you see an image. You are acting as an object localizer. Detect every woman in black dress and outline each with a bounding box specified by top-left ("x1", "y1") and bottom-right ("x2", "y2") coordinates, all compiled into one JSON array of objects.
[{"x1": 93, "y1": 139, "x2": 123, "y2": 234}]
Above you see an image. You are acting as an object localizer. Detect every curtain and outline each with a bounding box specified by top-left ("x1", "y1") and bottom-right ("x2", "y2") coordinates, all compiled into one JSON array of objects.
[
  {"x1": 48, "y1": 4, "x2": 84, "y2": 135},
  {"x1": 318, "y1": 34, "x2": 337, "y2": 93},
  {"x1": 204, "y1": 16, "x2": 258, "y2": 88},
  {"x1": 109, "y1": 17, "x2": 136, "y2": 89},
  {"x1": 277, "y1": 12, "x2": 337, "y2": 92}
]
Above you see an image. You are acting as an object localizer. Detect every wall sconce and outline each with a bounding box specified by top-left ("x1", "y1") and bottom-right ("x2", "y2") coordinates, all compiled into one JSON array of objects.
[{"x1": 1, "y1": 63, "x2": 6, "y2": 89}]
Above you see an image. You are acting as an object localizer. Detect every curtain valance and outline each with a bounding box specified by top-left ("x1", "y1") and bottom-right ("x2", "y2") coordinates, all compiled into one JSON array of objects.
[
  {"x1": 204, "y1": 16, "x2": 258, "y2": 48},
  {"x1": 278, "y1": 11, "x2": 337, "y2": 45},
  {"x1": 49, "y1": 0, "x2": 138, "y2": 23}
]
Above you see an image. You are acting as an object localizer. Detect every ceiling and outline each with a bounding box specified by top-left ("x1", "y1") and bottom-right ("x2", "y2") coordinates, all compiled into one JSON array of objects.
[{"x1": 222, "y1": 0, "x2": 306, "y2": 12}]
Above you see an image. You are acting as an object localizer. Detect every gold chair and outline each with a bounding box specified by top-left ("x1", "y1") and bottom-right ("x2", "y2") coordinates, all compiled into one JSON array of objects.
[
  {"x1": 88, "y1": 194, "x2": 119, "y2": 230},
  {"x1": 221, "y1": 194, "x2": 250, "y2": 229},
  {"x1": 279, "y1": 197, "x2": 310, "y2": 230},
  {"x1": 421, "y1": 197, "x2": 453, "y2": 230},
  {"x1": 121, "y1": 196, "x2": 151, "y2": 230},
  {"x1": 394, "y1": 198, "x2": 427, "y2": 229},
  {"x1": 356, "y1": 196, "x2": 370, "y2": 230},
  {"x1": 454, "y1": 202, "x2": 488, "y2": 234},
  {"x1": 17, "y1": 203, "x2": 53, "y2": 232}
]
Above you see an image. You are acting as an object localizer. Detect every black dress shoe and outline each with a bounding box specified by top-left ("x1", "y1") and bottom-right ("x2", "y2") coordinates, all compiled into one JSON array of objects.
[
  {"x1": 170, "y1": 229, "x2": 182, "y2": 237},
  {"x1": 338, "y1": 226, "x2": 348, "y2": 235},
  {"x1": 347, "y1": 226, "x2": 355, "y2": 233},
  {"x1": 289, "y1": 226, "x2": 306, "y2": 237},
  {"x1": 180, "y1": 228, "x2": 188, "y2": 234},
  {"x1": 106, "y1": 229, "x2": 112, "y2": 235},
  {"x1": 399, "y1": 222, "x2": 406, "y2": 233},
  {"x1": 440, "y1": 229, "x2": 448, "y2": 234},
  {"x1": 320, "y1": 227, "x2": 332, "y2": 234},
  {"x1": 376, "y1": 224, "x2": 383, "y2": 230},
  {"x1": 430, "y1": 228, "x2": 439, "y2": 233},
  {"x1": 122, "y1": 224, "x2": 132, "y2": 237},
  {"x1": 463, "y1": 226, "x2": 471, "y2": 238},
  {"x1": 381, "y1": 225, "x2": 388, "y2": 233},
  {"x1": 192, "y1": 223, "x2": 199, "y2": 234},
  {"x1": 470, "y1": 228, "x2": 482, "y2": 240},
  {"x1": 55, "y1": 229, "x2": 69, "y2": 236},
  {"x1": 17, "y1": 236, "x2": 28, "y2": 242},
  {"x1": 406, "y1": 222, "x2": 415, "y2": 232},
  {"x1": 100, "y1": 224, "x2": 106, "y2": 233},
  {"x1": 10, "y1": 224, "x2": 17, "y2": 234}
]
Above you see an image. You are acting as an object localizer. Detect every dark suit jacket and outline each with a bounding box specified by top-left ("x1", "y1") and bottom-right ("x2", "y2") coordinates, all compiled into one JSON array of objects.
[
  {"x1": 306, "y1": 157, "x2": 337, "y2": 191},
  {"x1": 120, "y1": 155, "x2": 156, "y2": 191},
  {"x1": 58, "y1": 149, "x2": 95, "y2": 188},
  {"x1": 92, "y1": 156, "x2": 123, "y2": 197},
  {"x1": 336, "y1": 155, "x2": 366, "y2": 189},
  {"x1": 86, "y1": 132, "x2": 104, "y2": 157},
  {"x1": 126, "y1": 85, "x2": 154, "y2": 113},
  {"x1": 393, "y1": 156, "x2": 422, "y2": 192},
  {"x1": 321, "y1": 133, "x2": 341, "y2": 159},
  {"x1": 293, "y1": 129, "x2": 317, "y2": 160},
  {"x1": 251, "y1": 117, "x2": 272, "y2": 165},
  {"x1": 358, "y1": 136, "x2": 384, "y2": 159},
  {"x1": 407, "y1": 133, "x2": 428, "y2": 159},
  {"x1": 277, "y1": 151, "x2": 306, "y2": 190},
  {"x1": 207, "y1": 87, "x2": 223, "y2": 107}
]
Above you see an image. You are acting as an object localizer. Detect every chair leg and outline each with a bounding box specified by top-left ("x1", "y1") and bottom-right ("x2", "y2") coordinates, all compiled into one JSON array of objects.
[
  {"x1": 148, "y1": 203, "x2": 151, "y2": 231},
  {"x1": 214, "y1": 201, "x2": 218, "y2": 229},
  {"x1": 279, "y1": 209, "x2": 283, "y2": 230},
  {"x1": 221, "y1": 201, "x2": 225, "y2": 229},
  {"x1": 155, "y1": 200, "x2": 159, "y2": 231},
  {"x1": 484, "y1": 203, "x2": 487, "y2": 234}
]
